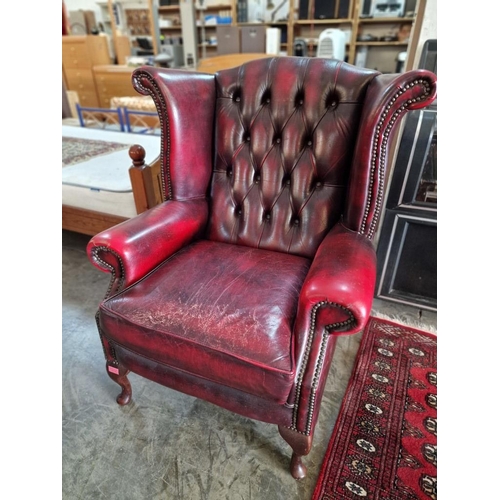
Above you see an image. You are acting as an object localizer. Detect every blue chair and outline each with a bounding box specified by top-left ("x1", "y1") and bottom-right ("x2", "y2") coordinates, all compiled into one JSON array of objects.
[{"x1": 76, "y1": 103, "x2": 125, "y2": 132}]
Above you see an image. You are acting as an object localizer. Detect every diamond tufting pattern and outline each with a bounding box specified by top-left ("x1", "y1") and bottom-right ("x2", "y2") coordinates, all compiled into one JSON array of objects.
[{"x1": 207, "y1": 57, "x2": 378, "y2": 258}]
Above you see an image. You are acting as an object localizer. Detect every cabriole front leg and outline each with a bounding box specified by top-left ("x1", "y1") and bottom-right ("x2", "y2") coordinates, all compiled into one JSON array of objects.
[
  {"x1": 278, "y1": 425, "x2": 313, "y2": 480},
  {"x1": 106, "y1": 361, "x2": 132, "y2": 405},
  {"x1": 96, "y1": 312, "x2": 132, "y2": 405}
]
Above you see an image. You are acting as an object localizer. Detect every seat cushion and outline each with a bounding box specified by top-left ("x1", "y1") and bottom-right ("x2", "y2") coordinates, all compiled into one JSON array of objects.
[{"x1": 99, "y1": 240, "x2": 311, "y2": 403}]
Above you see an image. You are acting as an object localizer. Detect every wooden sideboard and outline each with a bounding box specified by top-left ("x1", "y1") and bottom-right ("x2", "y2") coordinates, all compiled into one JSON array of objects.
[
  {"x1": 92, "y1": 65, "x2": 159, "y2": 130},
  {"x1": 62, "y1": 35, "x2": 112, "y2": 108},
  {"x1": 93, "y1": 65, "x2": 138, "y2": 108}
]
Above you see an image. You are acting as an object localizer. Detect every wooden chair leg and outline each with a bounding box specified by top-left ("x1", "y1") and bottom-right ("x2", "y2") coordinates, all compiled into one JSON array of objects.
[
  {"x1": 106, "y1": 361, "x2": 132, "y2": 405},
  {"x1": 278, "y1": 425, "x2": 313, "y2": 480}
]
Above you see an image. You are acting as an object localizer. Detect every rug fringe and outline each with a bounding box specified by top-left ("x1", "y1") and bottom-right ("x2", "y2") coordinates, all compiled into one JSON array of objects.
[{"x1": 370, "y1": 312, "x2": 437, "y2": 335}]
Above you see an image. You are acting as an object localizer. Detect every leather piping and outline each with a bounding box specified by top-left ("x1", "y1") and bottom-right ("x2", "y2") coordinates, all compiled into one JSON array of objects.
[
  {"x1": 95, "y1": 310, "x2": 119, "y2": 366},
  {"x1": 360, "y1": 78, "x2": 432, "y2": 238},
  {"x1": 132, "y1": 70, "x2": 172, "y2": 200},
  {"x1": 291, "y1": 301, "x2": 355, "y2": 435},
  {"x1": 90, "y1": 246, "x2": 125, "y2": 298}
]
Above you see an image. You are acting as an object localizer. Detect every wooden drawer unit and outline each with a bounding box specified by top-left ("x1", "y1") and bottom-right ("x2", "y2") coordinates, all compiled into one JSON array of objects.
[
  {"x1": 63, "y1": 68, "x2": 99, "y2": 108},
  {"x1": 62, "y1": 40, "x2": 92, "y2": 70},
  {"x1": 62, "y1": 35, "x2": 111, "y2": 108},
  {"x1": 93, "y1": 66, "x2": 137, "y2": 108},
  {"x1": 64, "y1": 68, "x2": 98, "y2": 106},
  {"x1": 68, "y1": 87, "x2": 99, "y2": 108},
  {"x1": 64, "y1": 68, "x2": 96, "y2": 90},
  {"x1": 93, "y1": 65, "x2": 158, "y2": 129}
]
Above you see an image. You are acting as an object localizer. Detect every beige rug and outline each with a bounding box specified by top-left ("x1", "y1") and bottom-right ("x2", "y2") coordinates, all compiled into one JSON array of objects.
[{"x1": 62, "y1": 136, "x2": 130, "y2": 168}]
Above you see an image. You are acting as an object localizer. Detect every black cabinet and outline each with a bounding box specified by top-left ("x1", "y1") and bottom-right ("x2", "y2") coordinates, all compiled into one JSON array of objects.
[{"x1": 375, "y1": 40, "x2": 437, "y2": 311}]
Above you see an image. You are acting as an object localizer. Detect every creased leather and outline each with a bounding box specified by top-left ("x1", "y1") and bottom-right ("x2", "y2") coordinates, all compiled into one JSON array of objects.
[
  {"x1": 100, "y1": 239, "x2": 311, "y2": 403},
  {"x1": 87, "y1": 199, "x2": 208, "y2": 293}
]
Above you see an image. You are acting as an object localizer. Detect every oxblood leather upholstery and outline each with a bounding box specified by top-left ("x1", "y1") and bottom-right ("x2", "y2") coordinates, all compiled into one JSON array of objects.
[{"x1": 87, "y1": 57, "x2": 437, "y2": 479}]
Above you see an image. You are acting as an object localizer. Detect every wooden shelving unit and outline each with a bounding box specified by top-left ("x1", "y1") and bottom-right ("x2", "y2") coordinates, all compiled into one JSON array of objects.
[
  {"x1": 150, "y1": 0, "x2": 424, "y2": 72},
  {"x1": 195, "y1": 3, "x2": 235, "y2": 59},
  {"x1": 158, "y1": 3, "x2": 183, "y2": 45}
]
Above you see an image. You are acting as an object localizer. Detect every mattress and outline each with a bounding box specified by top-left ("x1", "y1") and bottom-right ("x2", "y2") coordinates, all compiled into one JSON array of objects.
[{"x1": 62, "y1": 125, "x2": 161, "y2": 218}]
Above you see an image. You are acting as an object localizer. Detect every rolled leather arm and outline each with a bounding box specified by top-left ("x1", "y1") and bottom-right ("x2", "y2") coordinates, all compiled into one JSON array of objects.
[
  {"x1": 87, "y1": 199, "x2": 208, "y2": 297},
  {"x1": 296, "y1": 222, "x2": 376, "y2": 334},
  {"x1": 288, "y1": 222, "x2": 376, "y2": 434}
]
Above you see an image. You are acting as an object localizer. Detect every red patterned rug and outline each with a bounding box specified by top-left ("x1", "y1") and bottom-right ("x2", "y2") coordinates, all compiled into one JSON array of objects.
[{"x1": 312, "y1": 317, "x2": 437, "y2": 500}]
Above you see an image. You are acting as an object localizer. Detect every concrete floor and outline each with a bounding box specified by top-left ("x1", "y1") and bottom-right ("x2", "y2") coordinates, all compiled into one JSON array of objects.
[{"x1": 62, "y1": 229, "x2": 437, "y2": 500}]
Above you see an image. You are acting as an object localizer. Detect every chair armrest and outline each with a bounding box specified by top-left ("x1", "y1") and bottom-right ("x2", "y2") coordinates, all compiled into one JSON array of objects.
[
  {"x1": 289, "y1": 222, "x2": 376, "y2": 434},
  {"x1": 296, "y1": 222, "x2": 376, "y2": 336},
  {"x1": 87, "y1": 199, "x2": 208, "y2": 297}
]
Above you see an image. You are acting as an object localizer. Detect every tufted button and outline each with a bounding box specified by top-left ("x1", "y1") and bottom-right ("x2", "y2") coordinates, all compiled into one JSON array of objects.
[
  {"x1": 295, "y1": 90, "x2": 305, "y2": 107},
  {"x1": 316, "y1": 181, "x2": 322, "y2": 188},
  {"x1": 254, "y1": 173, "x2": 261, "y2": 183},
  {"x1": 326, "y1": 90, "x2": 338, "y2": 109},
  {"x1": 285, "y1": 177, "x2": 291, "y2": 186},
  {"x1": 293, "y1": 218, "x2": 300, "y2": 226},
  {"x1": 264, "y1": 211, "x2": 271, "y2": 221},
  {"x1": 261, "y1": 89, "x2": 272, "y2": 105},
  {"x1": 227, "y1": 166, "x2": 232, "y2": 177},
  {"x1": 276, "y1": 138, "x2": 281, "y2": 144},
  {"x1": 307, "y1": 140, "x2": 313, "y2": 147},
  {"x1": 234, "y1": 206, "x2": 242, "y2": 216},
  {"x1": 235, "y1": 97, "x2": 241, "y2": 102}
]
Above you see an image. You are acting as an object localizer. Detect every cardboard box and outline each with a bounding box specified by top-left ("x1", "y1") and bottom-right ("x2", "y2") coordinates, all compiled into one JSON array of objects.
[
  {"x1": 217, "y1": 26, "x2": 241, "y2": 55},
  {"x1": 241, "y1": 25, "x2": 266, "y2": 53}
]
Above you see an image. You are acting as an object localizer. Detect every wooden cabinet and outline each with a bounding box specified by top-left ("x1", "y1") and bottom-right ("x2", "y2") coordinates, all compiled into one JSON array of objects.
[
  {"x1": 92, "y1": 65, "x2": 136, "y2": 108},
  {"x1": 62, "y1": 35, "x2": 112, "y2": 107},
  {"x1": 92, "y1": 65, "x2": 159, "y2": 131}
]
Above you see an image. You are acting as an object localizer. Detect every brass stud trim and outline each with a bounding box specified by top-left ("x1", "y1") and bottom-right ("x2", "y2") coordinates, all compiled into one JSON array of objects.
[
  {"x1": 291, "y1": 301, "x2": 355, "y2": 434},
  {"x1": 360, "y1": 78, "x2": 432, "y2": 238}
]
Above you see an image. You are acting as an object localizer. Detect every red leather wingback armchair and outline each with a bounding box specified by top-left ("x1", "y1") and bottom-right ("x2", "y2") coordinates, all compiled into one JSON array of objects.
[{"x1": 87, "y1": 57, "x2": 436, "y2": 479}]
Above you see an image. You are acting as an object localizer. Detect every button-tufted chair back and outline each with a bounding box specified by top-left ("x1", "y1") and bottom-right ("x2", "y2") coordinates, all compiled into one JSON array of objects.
[{"x1": 207, "y1": 57, "x2": 377, "y2": 258}]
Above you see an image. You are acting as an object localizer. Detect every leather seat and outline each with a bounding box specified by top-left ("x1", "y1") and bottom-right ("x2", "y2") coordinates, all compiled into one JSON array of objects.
[
  {"x1": 99, "y1": 239, "x2": 309, "y2": 403},
  {"x1": 87, "y1": 56, "x2": 437, "y2": 479}
]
